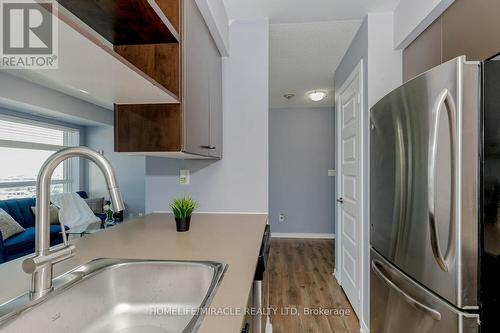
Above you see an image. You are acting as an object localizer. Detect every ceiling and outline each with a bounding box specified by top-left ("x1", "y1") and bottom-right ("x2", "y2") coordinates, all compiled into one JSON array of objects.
[
  {"x1": 270, "y1": 21, "x2": 361, "y2": 108},
  {"x1": 222, "y1": 0, "x2": 400, "y2": 23},
  {"x1": 222, "y1": 0, "x2": 400, "y2": 108}
]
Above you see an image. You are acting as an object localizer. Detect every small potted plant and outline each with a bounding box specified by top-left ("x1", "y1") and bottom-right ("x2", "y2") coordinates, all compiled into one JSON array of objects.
[{"x1": 170, "y1": 196, "x2": 198, "y2": 232}]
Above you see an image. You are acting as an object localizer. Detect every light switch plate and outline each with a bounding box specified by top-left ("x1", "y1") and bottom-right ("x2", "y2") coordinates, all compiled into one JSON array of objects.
[
  {"x1": 180, "y1": 169, "x2": 190, "y2": 185},
  {"x1": 328, "y1": 169, "x2": 336, "y2": 177}
]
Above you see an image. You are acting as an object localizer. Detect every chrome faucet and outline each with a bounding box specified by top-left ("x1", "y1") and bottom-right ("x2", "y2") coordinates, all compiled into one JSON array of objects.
[{"x1": 22, "y1": 147, "x2": 125, "y2": 300}]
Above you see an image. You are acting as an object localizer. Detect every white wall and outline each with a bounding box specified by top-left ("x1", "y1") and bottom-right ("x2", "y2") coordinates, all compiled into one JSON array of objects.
[
  {"x1": 368, "y1": 12, "x2": 402, "y2": 108},
  {"x1": 394, "y1": 0, "x2": 454, "y2": 49},
  {"x1": 196, "y1": 0, "x2": 230, "y2": 56},
  {"x1": 145, "y1": 18, "x2": 269, "y2": 213}
]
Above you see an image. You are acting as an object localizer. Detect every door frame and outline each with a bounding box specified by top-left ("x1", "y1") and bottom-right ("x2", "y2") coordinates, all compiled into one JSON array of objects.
[{"x1": 334, "y1": 59, "x2": 365, "y2": 321}]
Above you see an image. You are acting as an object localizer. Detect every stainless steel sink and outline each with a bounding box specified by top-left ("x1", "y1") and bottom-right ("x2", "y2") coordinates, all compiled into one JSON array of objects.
[{"x1": 0, "y1": 259, "x2": 227, "y2": 333}]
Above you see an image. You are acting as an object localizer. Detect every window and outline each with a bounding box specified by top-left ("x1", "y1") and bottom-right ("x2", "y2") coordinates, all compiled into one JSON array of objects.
[{"x1": 0, "y1": 115, "x2": 80, "y2": 200}]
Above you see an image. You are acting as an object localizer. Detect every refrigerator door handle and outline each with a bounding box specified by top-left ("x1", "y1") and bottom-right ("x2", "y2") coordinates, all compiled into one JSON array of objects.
[
  {"x1": 428, "y1": 88, "x2": 457, "y2": 272},
  {"x1": 372, "y1": 259, "x2": 442, "y2": 321},
  {"x1": 395, "y1": 118, "x2": 407, "y2": 236}
]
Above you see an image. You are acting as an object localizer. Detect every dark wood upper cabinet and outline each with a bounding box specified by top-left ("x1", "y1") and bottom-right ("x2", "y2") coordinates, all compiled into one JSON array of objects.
[
  {"x1": 114, "y1": 104, "x2": 182, "y2": 153},
  {"x1": 402, "y1": 18, "x2": 442, "y2": 83},
  {"x1": 114, "y1": 0, "x2": 223, "y2": 159},
  {"x1": 57, "y1": 0, "x2": 179, "y2": 45},
  {"x1": 114, "y1": 43, "x2": 181, "y2": 97},
  {"x1": 3, "y1": 1, "x2": 181, "y2": 108},
  {"x1": 403, "y1": 0, "x2": 500, "y2": 82},
  {"x1": 53, "y1": 0, "x2": 222, "y2": 159},
  {"x1": 441, "y1": 0, "x2": 500, "y2": 63}
]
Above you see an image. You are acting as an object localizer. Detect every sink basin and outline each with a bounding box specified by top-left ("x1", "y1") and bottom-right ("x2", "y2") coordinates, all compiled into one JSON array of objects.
[{"x1": 0, "y1": 259, "x2": 227, "y2": 333}]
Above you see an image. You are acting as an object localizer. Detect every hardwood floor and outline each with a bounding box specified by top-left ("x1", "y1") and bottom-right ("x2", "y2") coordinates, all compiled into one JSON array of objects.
[{"x1": 263, "y1": 239, "x2": 360, "y2": 333}]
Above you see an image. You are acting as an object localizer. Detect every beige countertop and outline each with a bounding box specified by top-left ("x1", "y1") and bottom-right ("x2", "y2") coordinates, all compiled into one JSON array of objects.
[{"x1": 0, "y1": 213, "x2": 268, "y2": 333}]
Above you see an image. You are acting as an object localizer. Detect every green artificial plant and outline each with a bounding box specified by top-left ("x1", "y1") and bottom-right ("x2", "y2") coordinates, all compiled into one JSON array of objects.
[{"x1": 170, "y1": 196, "x2": 199, "y2": 219}]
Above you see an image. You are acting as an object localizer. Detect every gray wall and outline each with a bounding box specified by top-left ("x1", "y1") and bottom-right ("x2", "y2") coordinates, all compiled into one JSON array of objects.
[
  {"x1": 85, "y1": 125, "x2": 146, "y2": 217},
  {"x1": 335, "y1": 17, "x2": 368, "y2": 108},
  {"x1": 0, "y1": 72, "x2": 112, "y2": 125},
  {"x1": 269, "y1": 107, "x2": 335, "y2": 235},
  {"x1": 145, "y1": 18, "x2": 269, "y2": 213}
]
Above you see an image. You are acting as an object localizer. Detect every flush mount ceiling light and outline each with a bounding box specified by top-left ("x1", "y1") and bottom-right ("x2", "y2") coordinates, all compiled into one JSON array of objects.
[{"x1": 307, "y1": 90, "x2": 327, "y2": 102}]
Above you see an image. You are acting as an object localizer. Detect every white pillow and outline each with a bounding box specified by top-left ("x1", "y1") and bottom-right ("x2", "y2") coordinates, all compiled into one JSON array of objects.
[
  {"x1": 0, "y1": 208, "x2": 25, "y2": 240},
  {"x1": 31, "y1": 205, "x2": 60, "y2": 225},
  {"x1": 84, "y1": 197, "x2": 105, "y2": 214}
]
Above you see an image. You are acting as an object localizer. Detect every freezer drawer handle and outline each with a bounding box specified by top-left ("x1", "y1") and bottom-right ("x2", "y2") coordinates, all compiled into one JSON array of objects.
[
  {"x1": 372, "y1": 260, "x2": 442, "y2": 321},
  {"x1": 428, "y1": 88, "x2": 457, "y2": 272}
]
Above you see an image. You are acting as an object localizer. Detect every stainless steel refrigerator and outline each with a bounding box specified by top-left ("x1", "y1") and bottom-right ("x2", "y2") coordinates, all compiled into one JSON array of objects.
[{"x1": 370, "y1": 55, "x2": 500, "y2": 333}]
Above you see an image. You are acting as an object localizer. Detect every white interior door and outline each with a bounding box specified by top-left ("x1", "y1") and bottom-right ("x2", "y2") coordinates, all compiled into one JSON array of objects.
[{"x1": 336, "y1": 64, "x2": 362, "y2": 316}]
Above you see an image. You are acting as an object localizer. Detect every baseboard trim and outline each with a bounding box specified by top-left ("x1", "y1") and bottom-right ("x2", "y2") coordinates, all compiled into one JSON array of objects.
[
  {"x1": 360, "y1": 320, "x2": 369, "y2": 333},
  {"x1": 271, "y1": 233, "x2": 335, "y2": 239},
  {"x1": 333, "y1": 269, "x2": 343, "y2": 287}
]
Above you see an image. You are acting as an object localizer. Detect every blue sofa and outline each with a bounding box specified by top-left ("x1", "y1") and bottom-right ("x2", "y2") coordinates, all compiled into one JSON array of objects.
[{"x1": 0, "y1": 191, "x2": 103, "y2": 264}]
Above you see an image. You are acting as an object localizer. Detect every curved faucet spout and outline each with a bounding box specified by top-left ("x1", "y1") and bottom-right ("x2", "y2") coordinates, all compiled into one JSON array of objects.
[{"x1": 26, "y1": 146, "x2": 124, "y2": 299}]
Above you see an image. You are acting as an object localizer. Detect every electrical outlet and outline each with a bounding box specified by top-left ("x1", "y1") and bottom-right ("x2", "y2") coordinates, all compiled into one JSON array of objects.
[
  {"x1": 279, "y1": 213, "x2": 285, "y2": 223},
  {"x1": 328, "y1": 169, "x2": 336, "y2": 177},
  {"x1": 180, "y1": 169, "x2": 190, "y2": 185}
]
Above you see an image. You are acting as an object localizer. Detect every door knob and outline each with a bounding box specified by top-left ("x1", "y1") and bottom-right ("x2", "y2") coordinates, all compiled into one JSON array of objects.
[{"x1": 337, "y1": 197, "x2": 344, "y2": 204}]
